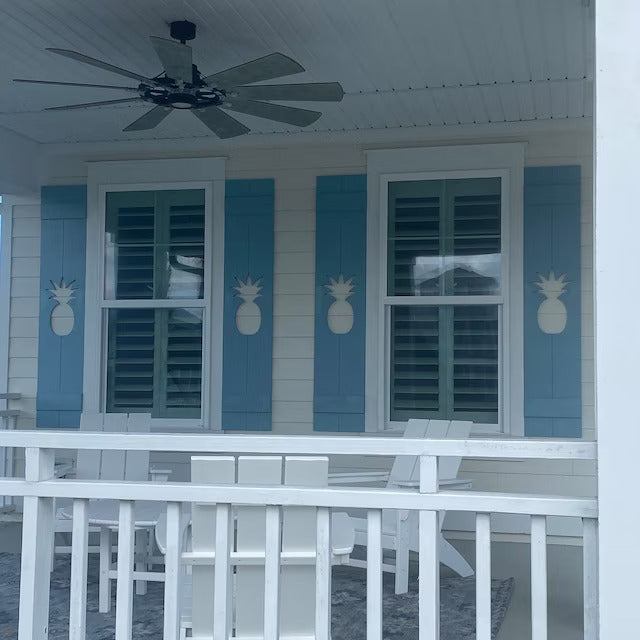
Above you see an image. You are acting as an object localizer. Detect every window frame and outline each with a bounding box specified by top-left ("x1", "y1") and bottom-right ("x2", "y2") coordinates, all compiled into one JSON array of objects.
[
  {"x1": 0, "y1": 198, "x2": 11, "y2": 408},
  {"x1": 84, "y1": 158, "x2": 226, "y2": 431},
  {"x1": 365, "y1": 144, "x2": 525, "y2": 435}
]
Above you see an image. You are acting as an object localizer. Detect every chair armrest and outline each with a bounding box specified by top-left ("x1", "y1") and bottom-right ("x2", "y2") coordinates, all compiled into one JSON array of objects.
[
  {"x1": 150, "y1": 468, "x2": 172, "y2": 482},
  {"x1": 392, "y1": 478, "x2": 473, "y2": 489},
  {"x1": 328, "y1": 471, "x2": 390, "y2": 485}
]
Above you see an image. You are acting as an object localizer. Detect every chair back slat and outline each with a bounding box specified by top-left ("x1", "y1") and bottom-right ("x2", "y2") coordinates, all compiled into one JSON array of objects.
[
  {"x1": 190, "y1": 456, "x2": 235, "y2": 639},
  {"x1": 236, "y1": 456, "x2": 282, "y2": 638},
  {"x1": 388, "y1": 418, "x2": 431, "y2": 486},
  {"x1": 99, "y1": 413, "x2": 128, "y2": 481},
  {"x1": 439, "y1": 420, "x2": 472, "y2": 480},
  {"x1": 124, "y1": 413, "x2": 151, "y2": 481},
  {"x1": 75, "y1": 413, "x2": 104, "y2": 480},
  {"x1": 280, "y1": 456, "x2": 328, "y2": 637},
  {"x1": 388, "y1": 419, "x2": 472, "y2": 486}
]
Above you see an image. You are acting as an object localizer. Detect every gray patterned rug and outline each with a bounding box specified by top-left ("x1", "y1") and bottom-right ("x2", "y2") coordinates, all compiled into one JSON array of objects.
[{"x1": 0, "y1": 554, "x2": 513, "y2": 639}]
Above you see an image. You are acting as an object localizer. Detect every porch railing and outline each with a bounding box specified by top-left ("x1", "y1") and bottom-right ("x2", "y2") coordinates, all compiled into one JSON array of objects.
[{"x1": 0, "y1": 431, "x2": 598, "y2": 640}]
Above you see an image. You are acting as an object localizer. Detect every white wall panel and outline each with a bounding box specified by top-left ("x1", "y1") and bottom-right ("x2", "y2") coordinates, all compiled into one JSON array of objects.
[{"x1": 10, "y1": 123, "x2": 595, "y2": 536}]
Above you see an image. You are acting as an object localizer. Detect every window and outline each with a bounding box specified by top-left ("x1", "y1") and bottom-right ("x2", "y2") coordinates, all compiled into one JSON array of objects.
[
  {"x1": 84, "y1": 158, "x2": 226, "y2": 429},
  {"x1": 104, "y1": 189, "x2": 205, "y2": 418},
  {"x1": 387, "y1": 178, "x2": 501, "y2": 425},
  {"x1": 366, "y1": 144, "x2": 524, "y2": 434}
]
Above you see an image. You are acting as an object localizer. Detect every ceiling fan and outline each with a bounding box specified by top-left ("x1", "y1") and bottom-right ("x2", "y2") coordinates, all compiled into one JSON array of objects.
[{"x1": 13, "y1": 20, "x2": 344, "y2": 138}]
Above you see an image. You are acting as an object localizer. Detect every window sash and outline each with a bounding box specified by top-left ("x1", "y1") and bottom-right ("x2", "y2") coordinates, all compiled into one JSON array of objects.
[
  {"x1": 387, "y1": 303, "x2": 501, "y2": 424},
  {"x1": 384, "y1": 176, "x2": 504, "y2": 427},
  {"x1": 100, "y1": 187, "x2": 210, "y2": 421}
]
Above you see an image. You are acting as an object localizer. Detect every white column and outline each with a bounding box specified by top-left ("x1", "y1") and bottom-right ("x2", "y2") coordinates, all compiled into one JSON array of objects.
[{"x1": 595, "y1": 1, "x2": 640, "y2": 634}]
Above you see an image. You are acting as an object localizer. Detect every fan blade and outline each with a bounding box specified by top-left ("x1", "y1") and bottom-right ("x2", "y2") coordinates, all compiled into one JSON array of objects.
[
  {"x1": 205, "y1": 53, "x2": 304, "y2": 88},
  {"x1": 149, "y1": 37, "x2": 192, "y2": 84},
  {"x1": 223, "y1": 98, "x2": 321, "y2": 127},
  {"x1": 123, "y1": 105, "x2": 172, "y2": 131},
  {"x1": 192, "y1": 106, "x2": 250, "y2": 139},
  {"x1": 47, "y1": 48, "x2": 155, "y2": 84},
  {"x1": 14, "y1": 78, "x2": 140, "y2": 91},
  {"x1": 231, "y1": 82, "x2": 344, "y2": 102},
  {"x1": 45, "y1": 97, "x2": 143, "y2": 111}
]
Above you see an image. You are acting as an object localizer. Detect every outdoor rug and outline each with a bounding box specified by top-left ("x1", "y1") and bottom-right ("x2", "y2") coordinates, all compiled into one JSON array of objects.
[{"x1": 0, "y1": 553, "x2": 513, "y2": 639}]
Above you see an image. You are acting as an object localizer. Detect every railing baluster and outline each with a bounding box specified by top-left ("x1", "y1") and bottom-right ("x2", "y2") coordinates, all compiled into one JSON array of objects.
[
  {"x1": 18, "y1": 447, "x2": 55, "y2": 640},
  {"x1": 475, "y1": 512, "x2": 492, "y2": 640},
  {"x1": 315, "y1": 506, "x2": 331, "y2": 640},
  {"x1": 531, "y1": 514, "x2": 548, "y2": 640},
  {"x1": 419, "y1": 454, "x2": 439, "y2": 640},
  {"x1": 99, "y1": 527, "x2": 112, "y2": 613},
  {"x1": 115, "y1": 500, "x2": 135, "y2": 640},
  {"x1": 213, "y1": 503, "x2": 232, "y2": 640},
  {"x1": 69, "y1": 499, "x2": 89, "y2": 640},
  {"x1": 264, "y1": 504, "x2": 282, "y2": 640},
  {"x1": 163, "y1": 502, "x2": 183, "y2": 640},
  {"x1": 583, "y1": 517, "x2": 599, "y2": 640},
  {"x1": 366, "y1": 509, "x2": 383, "y2": 640}
]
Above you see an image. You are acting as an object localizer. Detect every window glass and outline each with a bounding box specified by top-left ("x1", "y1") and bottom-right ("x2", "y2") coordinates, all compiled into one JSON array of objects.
[
  {"x1": 104, "y1": 188, "x2": 206, "y2": 419},
  {"x1": 105, "y1": 189, "x2": 205, "y2": 300},
  {"x1": 387, "y1": 178, "x2": 501, "y2": 296},
  {"x1": 387, "y1": 177, "x2": 501, "y2": 425}
]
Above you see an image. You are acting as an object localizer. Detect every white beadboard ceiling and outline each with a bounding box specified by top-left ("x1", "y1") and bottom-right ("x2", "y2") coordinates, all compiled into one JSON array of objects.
[{"x1": 0, "y1": 0, "x2": 594, "y2": 144}]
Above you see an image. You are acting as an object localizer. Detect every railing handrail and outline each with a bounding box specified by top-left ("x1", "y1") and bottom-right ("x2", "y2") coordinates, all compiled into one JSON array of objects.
[
  {"x1": 0, "y1": 430, "x2": 597, "y2": 459},
  {"x1": 0, "y1": 477, "x2": 598, "y2": 518}
]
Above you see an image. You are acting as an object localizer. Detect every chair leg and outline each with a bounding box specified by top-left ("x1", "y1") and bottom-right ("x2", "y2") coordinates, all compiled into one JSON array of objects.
[
  {"x1": 135, "y1": 529, "x2": 148, "y2": 595},
  {"x1": 99, "y1": 526, "x2": 112, "y2": 612},
  {"x1": 395, "y1": 512, "x2": 410, "y2": 594},
  {"x1": 439, "y1": 533, "x2": 474, "y2": 577}
]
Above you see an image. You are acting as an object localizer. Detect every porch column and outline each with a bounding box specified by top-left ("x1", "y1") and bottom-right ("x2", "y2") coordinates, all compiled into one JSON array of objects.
[{"x1": 595, "y1": 0, "x2": 640, "y2": 634}]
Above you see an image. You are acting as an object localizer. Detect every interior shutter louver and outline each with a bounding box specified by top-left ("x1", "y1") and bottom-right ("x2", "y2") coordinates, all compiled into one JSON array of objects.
[
  {"x1": 313, "y1": 175, "x2": 367, "y2": 432},
  {"x1": 37, "y1": 185, "x2": 87, "y2": 427},
  {"x1": 105, "y1": 189, "x2": 205, "y2": 418},
  {"x1": 524, "y1": 166, "x2": 582, "y2": 437}
]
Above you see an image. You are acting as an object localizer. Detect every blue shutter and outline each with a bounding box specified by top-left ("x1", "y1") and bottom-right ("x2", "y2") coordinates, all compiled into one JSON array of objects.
[
  {"x1": 523, "y1": 166, "x2": 582, "y2": 437},
  {"x1": 36, "y1": 185, "x2": 87, "y2": 428},
  {"x1": 314, "y1": 175, "x2": 367, "y2": 432},
  {"x1": 222, "y1": 179, "x2": 274, "y2": 430}
]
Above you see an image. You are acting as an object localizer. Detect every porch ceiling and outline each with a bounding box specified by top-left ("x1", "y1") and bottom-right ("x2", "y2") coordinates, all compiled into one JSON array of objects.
[{"x1": 0, "y1": 0, "x2": 594, "y2": 145}]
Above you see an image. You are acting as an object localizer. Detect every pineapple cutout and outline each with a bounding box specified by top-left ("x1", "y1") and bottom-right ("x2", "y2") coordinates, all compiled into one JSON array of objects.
[
  {"x1": 326, "y1": 275, "x2": 355, "y2": 334},
  {"x1": 235, "y1": 276, "x2": 262, "y2": 335},
  {"x1": 49, "y1": 279, "x2": 76, "y2": 336},
  {"x1": 536, "y1": 271, "x2": 568, "y2": 334}
]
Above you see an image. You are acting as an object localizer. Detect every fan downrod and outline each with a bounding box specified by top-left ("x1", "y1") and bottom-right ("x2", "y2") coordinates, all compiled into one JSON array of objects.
[{"x1": 170, "y1": 20, "x2": 196, "y2": 43}]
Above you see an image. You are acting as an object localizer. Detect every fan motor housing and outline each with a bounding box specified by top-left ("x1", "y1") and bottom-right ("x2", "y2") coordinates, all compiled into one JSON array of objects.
[{"x1": 170, "y1": 20, "x2": 196, "y2": 43}]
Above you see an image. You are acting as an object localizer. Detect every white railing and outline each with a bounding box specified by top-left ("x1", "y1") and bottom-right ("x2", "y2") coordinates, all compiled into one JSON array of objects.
[{"x1": 0, "y1": 431, "x2": 598, "y2": 640}]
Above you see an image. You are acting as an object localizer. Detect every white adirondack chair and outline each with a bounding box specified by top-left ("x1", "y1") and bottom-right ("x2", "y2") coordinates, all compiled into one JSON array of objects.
[
  {"x1": 329, "y1": 418, "x2": 474, "y2": 594},
  {"x1": 56, "y1": 412, "x2": 169, "y2": 612},
  {"x1": 164, "y1": 455, "x2": 354, "y2": 639}
]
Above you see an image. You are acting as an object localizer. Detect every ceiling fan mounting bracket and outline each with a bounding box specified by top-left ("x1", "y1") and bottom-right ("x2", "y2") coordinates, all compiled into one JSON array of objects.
[{"x1": 170, "y1": 20, "x2": 196, "y2": 44}]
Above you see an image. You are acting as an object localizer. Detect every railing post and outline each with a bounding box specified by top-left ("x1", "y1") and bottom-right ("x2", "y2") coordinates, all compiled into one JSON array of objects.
[
  {"x1": 18, "y1": 447, "x2": 55, "y2": 640},
  {"x1": 583, "y1": 517, "x2": 599, "y2": 640},
  {"x1": 419, "y1": 454, "x2": 439, "y2": 639}
]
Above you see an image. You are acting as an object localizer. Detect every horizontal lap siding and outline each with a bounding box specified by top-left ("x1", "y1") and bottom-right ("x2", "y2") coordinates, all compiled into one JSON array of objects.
[
  {"x1": 17, "y1": 132, "x2": 594, "y2": 535},
  {"x1": 8, "y1": 203, "x2": 40, "y2": 430}
]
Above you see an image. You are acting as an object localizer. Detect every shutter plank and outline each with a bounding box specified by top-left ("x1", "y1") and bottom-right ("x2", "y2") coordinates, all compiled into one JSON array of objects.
[
  {"x1": 524, "y1": 166, "x2": 582, "y2": 437},
  {"x1": 313, "y1": 175, "x2": 367, "y2": 432},
  {"x1": 37, "y1": 185, "x2": 87, "y2": 428}
]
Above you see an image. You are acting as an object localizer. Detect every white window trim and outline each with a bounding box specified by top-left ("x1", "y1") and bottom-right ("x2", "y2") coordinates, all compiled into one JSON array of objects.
[
  {"x1": 0, "y1": 199, "x2": 11, "y2": 407},
  {"x1": 85, "y1": 158, "x2": 226, "y2": 431},
  {"x1": 365, "y1": 144, "x2": 525, "y2": 435}
]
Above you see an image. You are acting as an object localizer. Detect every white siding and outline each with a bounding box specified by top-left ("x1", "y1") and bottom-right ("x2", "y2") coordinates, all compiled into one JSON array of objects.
[
  {"x1": 22, "y1": 123, "x2": 594, "y2": 534},
  {"x1": 8, "y1": 203, "x2": 39, "y2": 429}
]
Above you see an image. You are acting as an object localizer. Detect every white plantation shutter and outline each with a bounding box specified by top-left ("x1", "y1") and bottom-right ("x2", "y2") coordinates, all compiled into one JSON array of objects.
[
  {"x1": 104, "y1": 189, "x2": 205, "y2": 418},
  {"x1": 387, "y1": 178, "x2": 501, "y2": 424}
]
